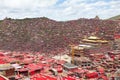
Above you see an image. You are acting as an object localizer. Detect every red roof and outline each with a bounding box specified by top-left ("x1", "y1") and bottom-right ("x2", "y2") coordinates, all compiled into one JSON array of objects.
[
  {"x1": 114, "y1": 34, "x2": 120, "y2": 39},
  {"x1": 27, "y1": 63, "x2": 43, "y2": 71},
  {"x1": 31, "y1": 74, "x2": 56, "y2": 80},
  {"x1": 63, "y1": 76, "x2": 76, "y2": 80},
  {"x1": 0, "y1": 59, "x2": 6, "y2": 64},
  {"x1": 0, "y1": 76, "x2": 5, "y2": 80},
  {"x1": 85, "y1": 72, "x2": 98, "y2": 79}
]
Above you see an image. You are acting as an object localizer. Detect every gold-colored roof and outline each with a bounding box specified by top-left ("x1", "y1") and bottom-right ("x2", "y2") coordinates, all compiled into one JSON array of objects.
[
  {"x1": 83, "y1": 39, "x2": 108, "y2": 43},
  {"x1": 88, "y1": 36, "x2": 100, "y2": 40},
  {"x1": 82, "y1": 36, "x2": 109, "y2": 43}
]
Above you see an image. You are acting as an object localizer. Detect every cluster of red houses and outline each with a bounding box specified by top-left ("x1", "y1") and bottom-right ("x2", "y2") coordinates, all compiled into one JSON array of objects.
[{"x1": 0, "y1": 49, "x2": 119, "y2": 80}]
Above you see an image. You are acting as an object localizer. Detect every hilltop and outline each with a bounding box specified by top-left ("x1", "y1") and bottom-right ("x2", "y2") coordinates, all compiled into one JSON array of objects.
[{"x1": 109, "y1": 15, "x2": 120, "y2": 20}]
